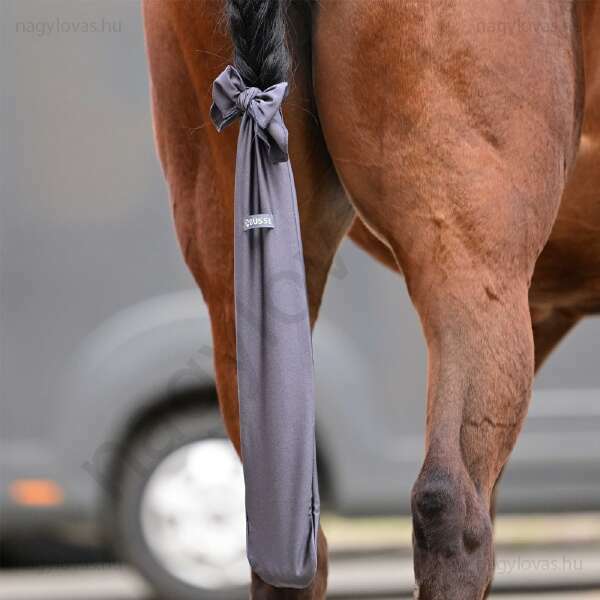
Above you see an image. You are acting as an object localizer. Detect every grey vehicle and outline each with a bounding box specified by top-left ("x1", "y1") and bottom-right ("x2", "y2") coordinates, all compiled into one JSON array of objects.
[{"x1": 2, "y1": 2, "x2": 600, "y2": 599}]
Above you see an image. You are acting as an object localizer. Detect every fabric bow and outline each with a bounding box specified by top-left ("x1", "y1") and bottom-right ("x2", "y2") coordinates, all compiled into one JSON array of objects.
[{"x1": 210, "y1": 65, "x2": 289, "y2": 163}]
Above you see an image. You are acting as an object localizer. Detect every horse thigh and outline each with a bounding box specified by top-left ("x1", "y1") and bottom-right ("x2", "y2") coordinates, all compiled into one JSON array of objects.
[{"x1": 315, "y1": 0, "x2": 581, "y2": 495}]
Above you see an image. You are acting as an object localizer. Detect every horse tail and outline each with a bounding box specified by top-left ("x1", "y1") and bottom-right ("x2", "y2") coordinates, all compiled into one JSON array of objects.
[{"x1": 226, "y1": 0, "x2": 291, "y2": 89}]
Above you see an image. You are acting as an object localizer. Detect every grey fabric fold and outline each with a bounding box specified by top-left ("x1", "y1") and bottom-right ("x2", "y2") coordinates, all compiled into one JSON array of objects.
[{"x1": 210, "y1": 65, "x2": 319, "y2": 588}]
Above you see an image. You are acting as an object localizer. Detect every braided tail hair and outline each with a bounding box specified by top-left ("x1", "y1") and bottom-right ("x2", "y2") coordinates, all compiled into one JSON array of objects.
[{"x1": 226, "y1": 0, "x2": 291, "y2": 89}]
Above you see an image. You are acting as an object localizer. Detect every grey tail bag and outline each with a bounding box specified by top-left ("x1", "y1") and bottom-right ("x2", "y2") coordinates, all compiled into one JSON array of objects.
[{"x1": 210, "y1": 65, "x2": 320, "y2": 588}]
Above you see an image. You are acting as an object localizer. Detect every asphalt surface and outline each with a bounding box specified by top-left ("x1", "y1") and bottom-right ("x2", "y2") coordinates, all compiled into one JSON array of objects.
[
  {"x1": 2, "y1": 545, "x2": 600, "y2": 600},
  {"x1": 4, "y1": 515, "x2": 599, "y2": 600}
]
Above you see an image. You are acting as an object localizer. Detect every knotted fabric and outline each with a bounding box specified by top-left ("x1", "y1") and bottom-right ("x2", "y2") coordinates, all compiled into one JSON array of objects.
[{"x1": 210, "y1": 65, "x2": 319, "y2": 588}]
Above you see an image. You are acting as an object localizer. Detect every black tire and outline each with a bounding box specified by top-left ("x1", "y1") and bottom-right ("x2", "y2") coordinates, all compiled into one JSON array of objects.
[{"x1": 112, "y1": 403, "x2": 248, "y2": 600}]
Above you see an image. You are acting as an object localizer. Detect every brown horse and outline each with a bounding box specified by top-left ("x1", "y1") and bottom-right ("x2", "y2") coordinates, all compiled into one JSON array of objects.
[{"x1": 142, "y1": 1, "x2": 600, "y2": 598}]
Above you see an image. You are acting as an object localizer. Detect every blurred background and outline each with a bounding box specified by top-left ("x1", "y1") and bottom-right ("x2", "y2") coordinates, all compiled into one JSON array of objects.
[{"x1": 1, "y1": 1, "x2": 599, "y2": 599}]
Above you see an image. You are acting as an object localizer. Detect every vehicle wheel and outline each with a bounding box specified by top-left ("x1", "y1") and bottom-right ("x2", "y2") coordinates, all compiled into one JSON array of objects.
[{"x1": 113, "y1": 403, "x2": 249, "y2": 600}]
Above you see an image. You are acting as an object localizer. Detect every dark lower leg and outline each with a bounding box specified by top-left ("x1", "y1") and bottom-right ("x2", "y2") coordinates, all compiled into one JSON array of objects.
[{"x1": 411, "y1": 282, "x2": 535, "y2": 600}]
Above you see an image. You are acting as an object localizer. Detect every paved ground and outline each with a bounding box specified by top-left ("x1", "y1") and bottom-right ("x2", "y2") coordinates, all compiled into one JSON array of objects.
[
  {"x1": 0, "y1": 566, "x2": 598, "y2": 600},
  {"x1": 2, "y1": 515, "x2": 599, "y2": 599},
  {"x1": 1, "y1": 548, "x2": 599, "y2": 600}
]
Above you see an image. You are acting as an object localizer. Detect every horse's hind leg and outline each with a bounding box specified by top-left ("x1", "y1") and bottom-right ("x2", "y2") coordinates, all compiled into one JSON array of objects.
[
  {"x1": 143, "y1": 3, "x2": 353, "y2": 597},
  {"x1": 314, "y1": 1, "x2": 582, "y2": 598}
]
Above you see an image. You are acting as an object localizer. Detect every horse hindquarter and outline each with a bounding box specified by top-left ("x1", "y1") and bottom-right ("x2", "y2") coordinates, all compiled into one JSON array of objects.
[{"x1": 313, "y1": 1, "x2": 583, "y2": 598}]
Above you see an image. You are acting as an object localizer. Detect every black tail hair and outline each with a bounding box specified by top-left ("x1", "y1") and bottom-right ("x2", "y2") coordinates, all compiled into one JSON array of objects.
[{"x1": 226, "y1": 0, "x2": 291, "y2": 89}]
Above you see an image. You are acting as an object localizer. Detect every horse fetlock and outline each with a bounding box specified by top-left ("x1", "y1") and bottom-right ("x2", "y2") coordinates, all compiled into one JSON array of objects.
[
  {"x1": 411, "y1": 467, "x2": 494, "y2": 600},
  {"x1": 412, "y1": 472, "x2": 462, "y2": 546}
]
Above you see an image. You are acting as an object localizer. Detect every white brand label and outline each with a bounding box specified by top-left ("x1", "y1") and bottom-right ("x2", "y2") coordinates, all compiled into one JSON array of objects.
[{"x1": 243, "y1": 213, "x2": 274, "y2": 231}]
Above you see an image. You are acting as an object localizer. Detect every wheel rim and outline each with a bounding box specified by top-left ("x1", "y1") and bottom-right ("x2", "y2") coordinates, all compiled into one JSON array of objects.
[{"x1": 140, "y1": 438, "x2": 249, "y2": 589}]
